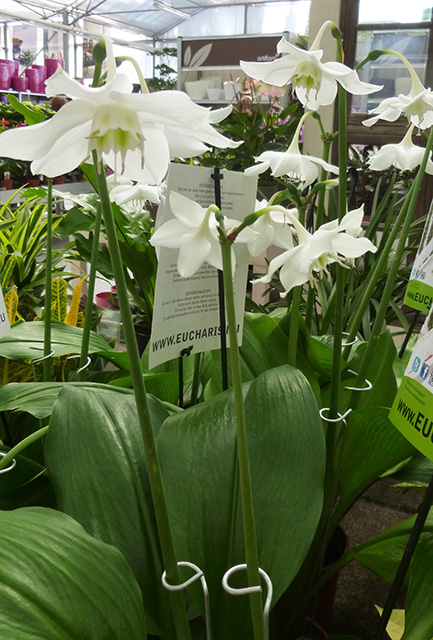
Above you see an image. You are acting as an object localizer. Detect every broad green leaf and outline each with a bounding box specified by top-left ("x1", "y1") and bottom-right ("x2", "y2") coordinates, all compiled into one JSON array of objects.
[
  {"x1": 206, "y1": 312, "x2": 288, "y2": 397},
  {"x1": 45, "y1": 384, "x2": 170, "y2": 635},
  {"x1": 0, "y1": 381, "x2": 134, "y2": 418},
  {"x1": 351, "y1": 509, "x2": 433, "y2": 584},
  {"x1": 110, "y1": 371, "x2": 179, "y2": 404},
  {"x1": 7, "y1": 94, "x2": 46, "y2": 124},
  {"x1": 0, "y1": 507, "x2": 146, "y2": 639},
  {"x1": 158, "y1": 364, "x2": 325, "y2": 639},
  {"x1": 0, "y1": 320, "x2": 129, "y2": 369},
  {"x1": 403, "y1": 535, "x2": 433, "y2": 639},
  {"x1": 332, "y1": 407, "x2": 416, "y2": 525},
  {"x1": 348, "y1": 330, "x2": 398, "y2": 410}
]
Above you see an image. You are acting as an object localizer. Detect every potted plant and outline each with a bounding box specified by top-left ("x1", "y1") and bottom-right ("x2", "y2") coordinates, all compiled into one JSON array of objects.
[{"x1": 0, "y1": 26, "x2": 431, "y2": 640}]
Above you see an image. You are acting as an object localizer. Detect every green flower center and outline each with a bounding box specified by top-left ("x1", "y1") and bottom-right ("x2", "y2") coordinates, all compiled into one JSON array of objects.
[
  {"x1": 293, "y1": 61, "x2": 322, "y2": 92},
  {"x1": 89, "y1": 103, "x2": 144, "y2": 171}
]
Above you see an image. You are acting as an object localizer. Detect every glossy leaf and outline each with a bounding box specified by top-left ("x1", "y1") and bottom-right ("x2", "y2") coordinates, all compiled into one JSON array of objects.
[
  {"x1": 0, "y1": 320, "x2": 129, "y2": 369},
  {"x1": 0, "y1": 381, "x2": 134, "y2": 418},
  {"x1": 403, "y1": 535, "x2": 433, "y2": 639},
  {"x1": 351, "y1": 510, "x2": 433, "y2": 584},
  {"x1": 0, "y1": 449, "x2": 56, "y2": 509},
  {"x1": 158, "y1": 364, "x2": 326, "y2": 639},
  {"x1": 206, "y1": 312, "x2": 288, "y2": 397},
  {"x1": 0, "y1": 507, "x2": 146, "y2": 639},
  {"x1": 45, "y1": 384, "x2": 170, "y2": 635},
  {"x1": 332, "y1": 407, "x2": 416, "y2": 525}
]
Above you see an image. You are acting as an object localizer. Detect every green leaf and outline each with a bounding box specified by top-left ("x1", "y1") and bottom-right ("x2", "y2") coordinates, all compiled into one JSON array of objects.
[
  {"x1": 0, "y1": 507, "x2": 146, "y2": 639},
  {"x1": 0, "y1": 381, "x2": 134, "y2": 418},
  {"x1": 0, "y1": 449, "x2": 56, "y2": 509},
  {"x1": 158, "y1": 364, "x2": 325, "y2": 639},
  {"x1": 109, "y1": 371, "x2": 179, "y2": 404},
  {"x1": 0, "y1": 321, "x2": 129, "y2": 369},
  {"x1": 7, "y1": 94, "x2": 46, "y2": 124},
  {"x1": 45, "y1": 384, "x2": 170, "y2": 635},
  {"x1": 206, "y1": 312, "x2": 288, "y2": 397},
  {"x1": 403, "y1": 534, "x2": 433, "y2": 639},
  {"x1": 351, "y1": 509, "x2": 433, "y2": 584},
  {"x1": 332, "y1": 407, "x2": 416, "y2": 525}
]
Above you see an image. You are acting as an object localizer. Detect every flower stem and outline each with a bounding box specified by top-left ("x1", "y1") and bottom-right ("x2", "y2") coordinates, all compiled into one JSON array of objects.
[
  {"x1": 288, "y1": 285, "x2": 302, "y2": 366},
  {"x1": 43, "y1": 178, "x2": 53, "y2": 382},
  {"x1": 0, "y1": 426, "x2": 49, "y2": 470},
  {"x1": 220, "y1": 237, "x2": 264, "y2": 640},
  {"x1": 78, "y1": 203, "x2": 103, "y2": 380},
  {"x1": 92, "y1": 151, "x2": 191, "y2": 640}
]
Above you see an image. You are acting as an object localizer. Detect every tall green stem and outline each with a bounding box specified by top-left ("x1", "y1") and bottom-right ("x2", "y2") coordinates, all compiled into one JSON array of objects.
[
  {"x1": 43, "y1": 178, "x2": 53, "y2": 382},
  {"x1": 328, "y1": 74, "x2": 347, "y2": 420},
  {"x1": 342, "y1": 179, "x2": 415, "y2": 358},
  {"x1": 220, "y1": 238, "x2": 264, "y2": 640},
  {"x1": 288, "y1": 285, "x2": 302, "y2": 366},
  {"x1": 92, "y1": 151, "x2": 191, "y2": 640},
  {"x1": 78, "y1": 203, "x2": 103, "y2": 379}
]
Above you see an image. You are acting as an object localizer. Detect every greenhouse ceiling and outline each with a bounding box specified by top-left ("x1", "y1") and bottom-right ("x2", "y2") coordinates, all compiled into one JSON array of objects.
[{"x1": 0, "y1": 0, "x2": 307, "y2": 43}]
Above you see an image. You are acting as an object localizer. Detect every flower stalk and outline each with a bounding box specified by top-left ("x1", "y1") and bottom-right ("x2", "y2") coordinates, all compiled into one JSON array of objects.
[
  {"x1": 218, "y1": 215, "x2": 265, "y2": 640},
  {"x1": 92, "y1": 151, "x2": 192, "y2": 640},
  {"x1": 43, "y1": 177, "x2": 53, "y2": 382}
]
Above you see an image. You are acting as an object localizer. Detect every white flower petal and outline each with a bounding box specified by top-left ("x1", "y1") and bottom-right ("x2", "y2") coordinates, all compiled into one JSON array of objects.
[
  {"x1": 151, "y1": 219, "x2": 188, "y2": 248},
  {"x1": 170, "y1": 191, "x2": 206, "y2": 227},
  {"x1": 177, "y1": 234, "x2": 211, "y2": 278},
  {"x1": 332, "y1": 235, "x2": 377, "y2": 258}
]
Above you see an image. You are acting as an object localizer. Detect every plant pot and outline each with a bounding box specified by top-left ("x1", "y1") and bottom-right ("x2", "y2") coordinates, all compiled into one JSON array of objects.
[
  {"x1": 0, "y1": 63, "x2": 11, "y2": 90},
  {"x1": 53, "y1": 175, "x2": 66, "y2": 185},
  {"x1": 312, "y1": 525, "x2": 348, "y2": 630},
  {"x1": 0, "y1": 178, "x2": 13, "y2": 190},
  {"x1": 11, "y1": 75, "x2": 28, "y2": 92},
  {"x1": 45, "y1": 58, "x2": 65, "y2": 79},
  {"x1": 26, "y1": 178, "x2": 40, "y2": 188}
]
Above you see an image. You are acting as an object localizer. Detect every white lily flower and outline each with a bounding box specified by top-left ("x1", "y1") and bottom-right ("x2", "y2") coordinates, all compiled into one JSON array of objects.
[
  {"x1": 245, "y1": 112, "x2": 338, "y2": 186},
  {"x1": 240, "y1": 21, "x2": 382, "y2": 110},
  {"x1": 150, "y1": 192, "x2": 241, "y2": 278},
  {"x1": 110, "y1": 180, "x2": 163, "y2": 206},
  {"x1": 368, "y1": 125, "x2": 433, "y2": 174},
  {"x1": 0, "y1": 39, "x2": 241, "y2": 179},
  {"x1": 363, "y1": 52, "x2": 433, "y2": 130},
  {"x1": 238, "y1": 200, "x2": 295, "y2": 256},
  {"x1": 256, "y1": 206, "x2": 377, "y2": 296}
]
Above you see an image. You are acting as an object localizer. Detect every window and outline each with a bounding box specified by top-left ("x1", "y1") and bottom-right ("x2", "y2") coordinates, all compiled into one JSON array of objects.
[{"x1": 341, "y1": 0, "x2": 433, "y2": 144}]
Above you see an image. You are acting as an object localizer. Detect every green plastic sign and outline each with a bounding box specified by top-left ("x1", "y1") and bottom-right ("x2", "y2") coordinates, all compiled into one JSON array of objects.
[
  {"x1": 403, "y1": 199, "x2": 433, "y2": 314},
  {"x1": 390, "y1": 311, "x2": 433, "y2": 461}
]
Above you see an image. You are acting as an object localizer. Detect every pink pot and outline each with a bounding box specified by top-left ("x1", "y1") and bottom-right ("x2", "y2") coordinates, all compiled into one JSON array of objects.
[
  {"x1": 30, "y1": 65, "x2": 46, "y2": 93},
  {"x1": 45, "y1": 58, "x2": 65, "y2": 79},
  {"x1": 0, "y1": 63, "x2": 11, "y2": 90},
  {"x1": 25, "y1": 67, "x2": 40, "y2": 93},
  {"x1": 11, "y1": 75, "x2": 28, "y2": 92}
]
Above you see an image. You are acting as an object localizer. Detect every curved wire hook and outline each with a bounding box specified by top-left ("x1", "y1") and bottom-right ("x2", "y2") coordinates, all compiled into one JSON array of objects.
[
  {"x1": 222, "y1": 564, "x2": 273, "y2": 640},
  {"x1": 343, "y1": 370, "x2": 373, "y2": 393},
  {"x1": 319, "y1": 407, "x2": 352, "y2": 423},
  {"x1": 66, "y1": 354, "x2": 92, "y2": 373},
  {"x1": 31, "y1": 349, "x2": 55, "y2": 364},
  {"x1": 162, "y1": 561, "x2": 212, "y2": 640},
  {"x1": 341, "y1": 332, "x2": 358, "y2": 348},
  {"x1": 0, "y1": 451, "x2": 16, "y2": 474}
]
